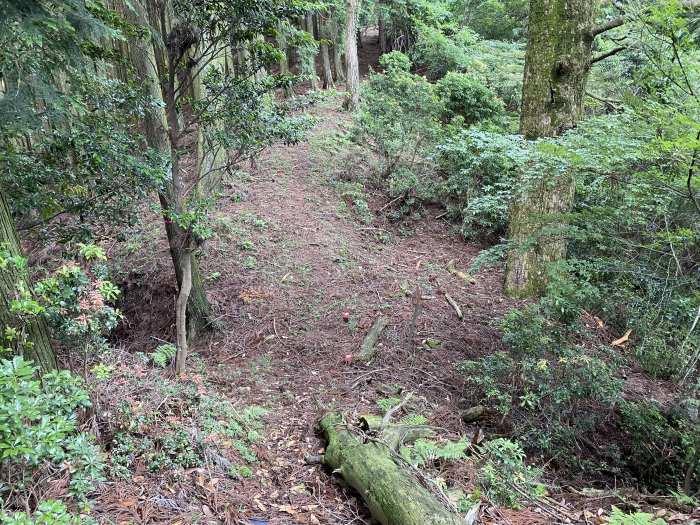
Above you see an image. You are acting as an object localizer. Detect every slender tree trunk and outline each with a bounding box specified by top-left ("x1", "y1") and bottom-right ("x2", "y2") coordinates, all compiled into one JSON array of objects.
[
  {"x1": 318, "y1": 14, "x2": 334, "y2": 89},
  {"x1": 128, "y1": 0, "x2": 212, "y2": 339},
  {"x1": 0, "y1": 190, "x2": 56, "y2": 372},
  {"x1": 504, "y1": 0, "x2": 597, "y2": 298},
  {"x1": 175, "y1": 250, "x2": 192, "y2": 374},
  {"x1": 344, "y1": 0, "x2": 360, "y2": 109}
]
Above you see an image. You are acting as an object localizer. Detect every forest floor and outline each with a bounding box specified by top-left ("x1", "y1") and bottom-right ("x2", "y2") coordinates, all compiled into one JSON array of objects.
[
  {"x1": 83, "y1": 34, "x2": 694, "y2": 525},
  {"x1": 101, "y1": 91, "x2": 529, "y2": 524}
]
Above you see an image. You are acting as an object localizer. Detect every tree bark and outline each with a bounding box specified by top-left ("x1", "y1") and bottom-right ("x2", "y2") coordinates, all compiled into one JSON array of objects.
[
  {"x1": 319, "y1": 413, "x2": 465, "y2": 525},
  {"x1": 128, "y1": 0, "x2": 213, "y2": 338},
  {"x1": 504, "y1": 0, "x2": 597, "y2": 297},
  {"x1": 519, "y1": 0, "x2": 597, "y2": 138},
  {"x1": 318, "y1": 14, "x2": 334, "y2": 89},
  {"x1": 378, "y1": 8, "x2": 387, "y2": 54},
  {"x1": 175, "y1": 250, "x2": 192, "y2": 374},
  {"x1": 332, "y1": 16, "x2": 346, "y2": 82},
  {"x1": 344, "y1": 0, "x2": 360, "y2": 109},
  {"x1": 305, "y1": 14, "x2": 320, "y2": 90},
  {"x1": 0, "y1": 190, "x2": 57, "y2": 373}
]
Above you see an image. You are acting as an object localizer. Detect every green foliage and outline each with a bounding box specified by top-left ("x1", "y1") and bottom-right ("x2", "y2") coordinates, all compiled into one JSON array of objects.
[
  {"x1": 151, "y1": 344, "x2": 177, "y2": 368},
  {"x1": 378, "y1": 51, "x2": 412, "y2": 73},
  {"x1": 435, "y1": 72, "x2": 503, "y2": 125},
  {"x1": 478, "y1": 438, "x2": 544, "y2": 508},
  {"x1": 30, "y1": 252, "x2": 122, "y2": 358},
  {"x1": 399, "y1": 437, "x2": 470, "y2": 466},
  {"x1": 400, "y1": 413, "x2": 428, "y2": 425},
  {"x1": 0, "y1": 357, "x2": 103, "y2": 504},
  {"x1": 608, "y1": 507, "x2": 667, "y2": 525},
  {"x1": 434, "y1": 130, "x2": 525, "y2": 239},
  {"x1": 410, "y1": 26, "x2": 477, "y2": 80},
  {"x1": 0, "y1": 500, "x2": 94, "y2": 525},
  {"x1": 376, "y1": 397, "x2": 402, "y2": 413},
  {"x1": 462, "y1": 304, "x2": 624, "y2": 468},
  {"x1": 454, "y1": 0, "x2": 528, "y2": 41},
  {"x1": 356, "y1": 56, "x2": 444, "y2": 185},
  {"x1": 619, "y1": 401, "x2": 699, "y2": 490}
]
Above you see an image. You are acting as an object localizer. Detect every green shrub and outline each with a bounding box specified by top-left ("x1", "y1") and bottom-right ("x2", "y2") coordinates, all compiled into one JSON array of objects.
[
  {"x1": 435, "y1": 72, "x2": 503, "y2": 125},
  {"x1": 410, "y1": 26, "x2": 476, "y2": 80},
  {"x1": 355, "y1": 61, "x2": 444, "y2": 186},
  {"x1": 0, "y1": 500, "x2": 94, "y2": 524},
  {"x1": 0, "y1": 357, "x2": 104, "y2": 505},
  {"x1": 462, "y1": 305, "x2": 623, "y2": 466},
  {"x1": 150, "y1": 343, "x2": 176, "y2": 368},
  {"x1": 434, "y1": 130, "x2": 525, "y2": 239},
  {"x1": 378, "y1": 50, "x2": 411, "y2": 73}
]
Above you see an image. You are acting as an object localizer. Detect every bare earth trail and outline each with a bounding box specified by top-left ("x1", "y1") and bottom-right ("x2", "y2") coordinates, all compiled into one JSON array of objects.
[{"x1": 193, "y1": 93, "x2": 520, "y2": 524}]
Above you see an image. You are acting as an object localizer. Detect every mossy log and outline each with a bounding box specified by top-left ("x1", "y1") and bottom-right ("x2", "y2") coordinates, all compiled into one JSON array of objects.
[{"x1": 319, "y1": 413, "x2": 465, "y2": 525}]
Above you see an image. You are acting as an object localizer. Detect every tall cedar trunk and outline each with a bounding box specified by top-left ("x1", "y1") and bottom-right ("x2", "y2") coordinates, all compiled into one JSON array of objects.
[
  {"x1": 0, "y1": 190, "x2": 57, "y2": 372},
  {"x1": 305, "y1": 14, "x2": 320, "y2": 90},
  {"x1": 378, "y1": 9, "x2": 387, "y2": 54},
  {"x1": 332, "y1": 17, "x2": 346, "y2": 82},
  {"x1": 318, "y1": 14, "x2": 334, "y2": 88},
  {"x1": 504, "y1": 0, "x2": 596, "y2": 298},
  {"x1": 129, "y1": 0, "x2": 212, "y2": 338},
  {"x1": 344, "y1": 0, "x2": 360, "y2": 109}
]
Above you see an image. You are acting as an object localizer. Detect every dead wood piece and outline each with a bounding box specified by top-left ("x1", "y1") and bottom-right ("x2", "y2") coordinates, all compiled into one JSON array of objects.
[
  {"x1": 357, "y1": 317, "x2": 389, "y2": 362},
  {"x1": 319, "y1": 413, "x2": 465, "y2": 525},
  {"x1": 447, "y1": 259, "x2": 476, "y2": 284},
  {"x1": 461, "y1": 405, "x2": 486, "y2": 424},
  {"x1": 358, "y1": 414, "x2": 436, "y2": 451},
  {"x1": 405, "y1": 287, "x2": 423, "y2": 352},
  {"x1": 444, "y1": 294, "x2": 463, "y2": 320}
]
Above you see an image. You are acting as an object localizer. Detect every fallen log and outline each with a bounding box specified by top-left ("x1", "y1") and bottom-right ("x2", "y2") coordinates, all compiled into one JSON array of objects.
[
  {"x1": 356, "y1": 317, "x2": 389, "y2": 362},
  {"x1": 319, "y1": 413, "x2": 465, "y2": 525}
]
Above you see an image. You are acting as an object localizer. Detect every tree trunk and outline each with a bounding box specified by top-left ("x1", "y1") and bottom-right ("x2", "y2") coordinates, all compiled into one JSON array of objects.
[
  {"x1": 378, "y1": 9, "x2": 387, "y2": 54},
  {"x1": 305, "y1": 14, "x2": 320, "y2": 90},
  {"x1": 504, "y1": 0, "x2": 596, "y2": 297},
  {"x1": 332, "y1": 17, "x2": 346, "y2": 82},
  {"x1": 504, "y1": 172, "x2": 576, "y2": 297},
  {"x1": 0, "y1": 191, "x2": 56, "y2": 372},
  {"x1": 276, "y1": 23, "x2": 294, "y2": 97},
  {"x1": 344, "y1": 0, "x2": 360, "y2": 109},
  {"x1": 175, "y1": 250, "x2": 192, "y2": 374},
  {"x1": 128, "y1": 0, "x2": 213, "y2": 337},
  {"x1": 319, "y1": 413, "x2": 465, "y2": 525},
  {"x1": 519, "y1": 0, "x2": 596, "y2": 138},
  {"x1": 318, "y1": 14, "x2": 334, "y2": 89}
]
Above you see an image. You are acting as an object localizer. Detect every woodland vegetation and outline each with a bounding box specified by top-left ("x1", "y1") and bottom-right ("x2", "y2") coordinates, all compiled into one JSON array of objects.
[{"x1": 1, "y1": 0, "x2": 699, "y2": 523}]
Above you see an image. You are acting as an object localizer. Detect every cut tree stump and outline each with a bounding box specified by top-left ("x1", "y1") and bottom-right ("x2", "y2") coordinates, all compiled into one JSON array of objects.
[
  {"x1": 356, "y1": 317, "x2": 389, "y2": 362},
  {"x1": 319, "y1": 413, "x2": 465, "y2": 525}
]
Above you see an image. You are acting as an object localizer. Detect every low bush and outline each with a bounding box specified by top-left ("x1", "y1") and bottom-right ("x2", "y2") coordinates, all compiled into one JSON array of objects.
[
  {"x1": 0, "y1": 357, "x2": 104, "y2": 510},
  {"x1": 435, "y1": 72, "x2": 504, "y2": 125}
]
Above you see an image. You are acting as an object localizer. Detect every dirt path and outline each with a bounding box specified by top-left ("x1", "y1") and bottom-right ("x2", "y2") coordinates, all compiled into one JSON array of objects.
[{"x1": 189, "y1": 91, "x2": 518, "y2": 523}]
